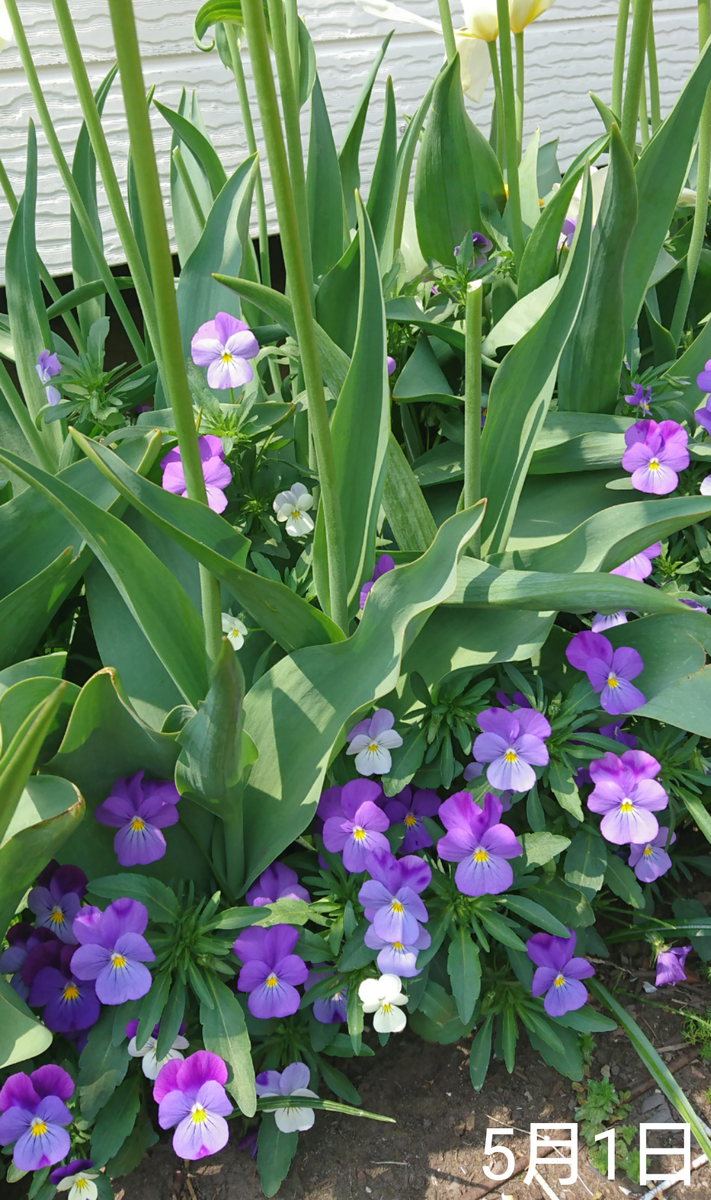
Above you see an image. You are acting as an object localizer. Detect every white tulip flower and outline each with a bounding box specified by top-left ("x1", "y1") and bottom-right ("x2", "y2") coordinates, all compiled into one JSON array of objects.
[
  {"x1": 354, "y1": 0, "x2": 442, "y2": 33},
  {"x1": 222, "y1": 612, "x2": 248, "y2": 651},
  {"x1": 455, "y1": 32, "x2": 492, "y2": 102},
  {"x1": 0, "y1": 2, "x2": 13, "y2": 53},
  {"x1": 273, "y1": 482, "x2": 315, "y2": 537},
  {"x1": 128, "y1": 1030, "x2": 189, "y2": 1079},
  {"x1": 462, "y1": 0, "x2": 499, "y2": 41},
  {"x1": 508, "y1": 0, "x2": 556, "y2": 34},
  {"x1": 359, "y1": 973, "x2": 408, "y2": 1033}
]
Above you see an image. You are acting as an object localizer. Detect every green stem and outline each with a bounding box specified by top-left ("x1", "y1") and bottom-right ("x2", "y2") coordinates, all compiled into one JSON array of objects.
[
  {"x1": 107, "y1": 0, "x2": 223, "y2": 665},
  {"x1": 172, "y1": 145, "x2": 206, "y2": 228},
  {"x1": 464, "y1": 281, "x2": 483, "y2": 556},
  {"x1": 638, "y1": 62, "x2": 649, "y2": 148},
  {"x1": 647, "y1": 8, "x2": 661, "y2": 132},
  {"x1": 488, "y1": 40, "x2": 505, "y2": 167},
  {"x1": 5, "y1": 0, "x2": 147, "y2": 365},
  {"x1": 242, "y1": 0, "x2": 348, "y2": 632},
  {"x1": 0, "y1": 357, "x2": 56, "y2": 472},
  {"x1": 223, "y1": 20, "x2": 272, "y2": 287},
  {"x1": 284, "y1": 0, "x2": 300, "y2": 89},
  {"x1": 611, "y1": 0, "x2": 630, "y2": 119},
  {"x1": 514, "y1": 31, "x2": 524, "y2": 162},
  {"x1": 437, "y1": 0, "x2": 457, "y2": 61},
  {"x1": 495, "y1": 0, "x2": 524, "y2": 268},
  {"x1": 621, "y1": 0, "x2": 652, "y2": 155}
]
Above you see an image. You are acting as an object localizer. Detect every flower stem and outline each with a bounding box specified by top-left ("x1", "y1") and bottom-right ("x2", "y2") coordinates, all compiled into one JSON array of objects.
[
  {"x1": 621, "y1": 0, "x2": 652, "y2": 155},
  {"x1": 107, "y1": 0, "x2": 223, "y2": 665},
  {"x1": 464, "y1": 281, "x2": 483, "y2": 556},
  {"x1": 488, "y1": 40, "x2": 505, "y2": 166},
  {"x1": 514, "y1": 31, "x2": 524, "y2": 161},
  {"x1": 284, "y1": 0, "x2": 300, "y2": 89},
  {"x1": 647, "y1": 8, "x2": 661, "y2": 132},
  {"x1": 495, "y1": 0, "x2": 524, "y2": 268},
  {"x1": 242, "y1": 0, "x2": 348, "y2": 632},
  {"x1": 437, "y1": 0, "x2": 457, "y2": 62},
  {"x1": 638, "y1": 62, "x2": 649, "y2": 148},
  {"x1": 611, "y1": 0, "x2": 630, "y2": 119}
]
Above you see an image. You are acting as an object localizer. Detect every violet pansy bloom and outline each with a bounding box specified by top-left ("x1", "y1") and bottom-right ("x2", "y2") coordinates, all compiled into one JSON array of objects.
[
  {"x1": 359, "y1": 555, "x2": 396, "y2": 610},
  {"x1": 437, "y1": 791, "x2": 522, "y2": 896},
  {"x1": 233, "y1": 924, "x2": 308, "y2": 1019},
  {"x1": 0, "y1": 1065, "x2": 73, "y2": 1171},
  {"x1": 383, "y1": 786, "x2": 440, "y2": 853},
  {"x1": 387, "y1": 356, "x2": 396, "y2": 376},
  {"x1": 306, "y1": 970, "x2": 348, "y2": 1024},
  {"x1": 587, "y1": 749, "x2": 668, "y2": 845},
  {"x1": 609, "y1": 543, "x2": 661, "y2": 582},
  {"x1": 29, "y1": 944, "x2": 100, "y2": 1033},
  {"x1": 526, "y1": 930, "x2": 595, "y2": 1017},
  {"x1": 246, "y1": 861, "x2": 310, "y2": 907},
  {"x1": 654, "y1": 945, "x2": 691, "y2": 987},
  {"x1": 454, "y1": 231, "x2": 493, "y2": 267},
  {"x1": 36, "y1": 349, "x2": 61, "y2": 384},
  {"x1": 71, "y1": 898, "x2": 155, "y2": 1005},
  {"x1": 599, "y1": 720, "x2": 637, "y2": 750},
  {"x1": 28, "y1": 864, "x2": 87, "y2": 945},
  {"x1": 566, "y1": 630, "x2": 645, "y2": 715},
  {"x1": 621, "y1": 420, "x2": 689, "y2": 495},
  {"x1": 364, "y1": 923, "x2": 431, "y2": 978},
  {"x1": 591, "y1": 611, "x2": 628, "y2": 633},
  {"x1": 472, "y1": 706, "x2": 550, "y2": 792},
  {"x1": 694, "y1": 394, "x2": 711, "y2": 435},
  {"x1": 624, "y1": 383, "x2": 652, "y2": 415},
  {"x1": 191, "y1": 312, "x2": 259, "y2": 390},
  {"x1": 358, "y1": 848, "x2": 431, "y2": 944},
  {"x1": 628, "y1": 826, "x2": 675, "y2": 883},
  {"x1": 322, "y1": 778, "x2": 390, "y2": 870},
  {"x1": 94, "y1": 771, "x2": 179, "y2": 867},
  {"x1": 161, "y1": 435, "x2": 232, "y2": 514},
  {"x1": 696, "y1": 358, "x2": 711, "y2": 394},
  {"x1": 255, "y1": 1062, "x2": 319, "y2": 1134},
  {"x1": 0, "y1": 924, "x2": 57, "y2": 1000},
  {"x1": 154, "y1": 1051, "x2": 233, "y2": 1160}
]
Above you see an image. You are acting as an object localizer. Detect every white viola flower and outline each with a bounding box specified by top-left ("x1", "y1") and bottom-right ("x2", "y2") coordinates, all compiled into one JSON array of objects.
[
  {"x1": 222, "y1": 612, "x2": 248, "y2": 650},
  {"x1": 346, "y1": 708, "x2": 403, "y2": 776},
  {"x1": 359, "y1": 973, "x2": 408, "y2": 1033},
  {"x1": 55, "y1": 1171, "x2": 99, "y2": 1200},
  {"x1": 354, "y1": 0, "x2": 442, "y2": 33},
  {"x1": 255, "y1": 1062, "x2": 319, "y2": 1134},
  {"x1": 128, "y1": 1030, "x2": 189, "y2": 1079},
  {"x1": 273, "y1": 482, "x2": 315, "y2": 537}
]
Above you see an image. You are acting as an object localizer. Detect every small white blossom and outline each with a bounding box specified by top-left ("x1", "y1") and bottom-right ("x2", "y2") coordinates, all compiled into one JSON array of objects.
[
  {"x1": 346, "y1": 709, "x2": 403, "y2": 776},
  {"x1": 359, "y1": 974, "x2": 408, "y2": 1033},
  {"x1": 56, "y1": 1172, "x2": 99, "y2": 1200},
  {"x1": 222, "y1": 612, "x2": 248, "y2": 650},
  {"x1": 273, "y1": 482, "x2": 315, "y2": 537},
  {"x1": 128, "y1": 1031, "x2": 189, "y2": 1079}
]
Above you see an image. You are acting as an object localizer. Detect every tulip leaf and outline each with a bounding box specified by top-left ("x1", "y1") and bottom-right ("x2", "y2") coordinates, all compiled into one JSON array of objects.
[
  {"x1": 153, "y1": 99, "x2": 227, "y2": 200},
  {"x1": 381, "y1": 83, "x2": 434, "y2": 271},
  {"x1": 0, "y1": 548, "x2": 82, "y2": 671},
  {"x1": 70, "y1": 65, "x2": 118, "y2": 335},
  {"x1": 176, "y1": 638, "x2": 246, "y2": 819},
  {"x1": 193, "y1": 0, "x2": 269, "y2": 49},
  {"x1": 168, "y1": 89, "x2": 215, "y2": 270},
  {"x1": 518, "y1": 164, "x2": 585, "y2": 298},
  {"x1": 314, "y1": 231, "x2": 360, "y2": 356},
  {"x1": 382, "y1": 433, "x2": 438, "y2": 553},
  {"x1": 0, "y1": 976, "x2": 53, "y2": 1071},
  {"x1": 307, "y1": 75, "x2": 348, "y2": 281},
  {"x1": 0, "y1": 684, "x2": 67, "y2": 845},
  {"x1": 338, "y1": 32, "x2": 392, "y2": 231},
  {"x1": 402, "y1": 607, "x2": 555, "y2": 687},
  {"x1": 366, "y1": 76, "x2": 397, "y2": 254}
]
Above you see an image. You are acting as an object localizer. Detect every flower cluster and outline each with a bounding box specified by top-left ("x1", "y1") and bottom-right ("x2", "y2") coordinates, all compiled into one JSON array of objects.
[
  {"x1": 94, "y1": 770, "x2": 180, "y2": 867},
  {"x1": 358, "y1": 848, "x2": 432, "y2": 977}
]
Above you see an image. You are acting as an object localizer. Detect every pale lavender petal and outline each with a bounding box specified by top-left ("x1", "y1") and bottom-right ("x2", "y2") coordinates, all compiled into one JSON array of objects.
[
  {"x1": 543, "y1": 976, "x2": 588, "y2": 1016},
  {"x1": 565, "y1": 631, "x2": 612, "y2": 670}
]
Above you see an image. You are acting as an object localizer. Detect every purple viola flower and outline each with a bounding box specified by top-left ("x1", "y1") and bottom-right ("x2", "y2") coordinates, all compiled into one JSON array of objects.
[
  {"x1": 255, "y1": 1063, "x2": 319, "y2": 1134},
  {"x1": 322, "y1": 778, "x2": 390, "y2": 870},
  {"x1": 94, "y1": 771, "x2": 179, "y2": 867},
  {"x1": 0, "y1": 1066, "x2": 73, "y2": 1171},
  {"x1": 526, "y1": 929, "x2": 595, "y2": 1017},
  {"x1": 364, "y1": 924, "x2": 431, "y2": 977},
  {"x1": 694, "y1": 394, "x2": 711, "y2": 435},
  {"x1": 472, "y1": 706, "x2": 550, "y2": 792},
  {"x1": 161, "y1": 435, "x2": 232, "y2": 515},
  {"x1": 306, "y1": 970, "x2": 348, "y2": 1024},
  {"x1": 610, "y1": 543, "x2": 661, "y2": 582},
  {"x1": 462, "y1": 762, "x2": 514, "y2": 808},
  {"x1": 191, "y1": 312, "x2": 259, "y2": 390},
  {"x1": 49, "y1": 1160, "x2": 96, "y2": 1191},
  {"x1": 387, "y1": 356, "x2": 396, "y2": 376},
  {"x1": 696, "y1": 358, "x2": 711, "y2": 394},
  {"x1": 566, "y1": 631, "x2": 646, "y2": 715},
  {"x1": 437, "y1": 791, "x2": 522, "y2": 896},
  {"x1": 628, "y1": 826, "x2": 675, "y2": 883},
  {"x1": 591, "y1": 611, "x2": 628, "y2": 632},
  {"x1": 233, "y1": 924, "x2": 308, "y2": 1019},
  {"x1": 558, "y1": 216, "x2": 576, "y2": 250},
  {"x1": 454, "y1": 231, "x2": 493, "y2": 267},
  {"x1": 495, "y1": 690, "x2": 531, "y2": 709},
  {"x1": 358, "y1": 848, "x2": 431, "y2": 944},
  {"x1": 599, "y1": 720, "x2": 637, "y2": 750},
  {"x1": 346, "y1": 708, "x2": 403, "y2": 775},
  {"x1": 654, "y1": 945, "x2": 692, "y2": 987},
  {"x1": 71, "y1": 898, "x2": 155, "y2": 1005},
  {"x1": 382, "y1": 787, "x2": 440, "y2": 853},
  {"x1": 621, "y1": 420, "x2": 689, "y2": 495},
  {"x1": 245, "y1": 862, "x2": 310, "y2": 907},
  {"x1": 359, "y1": 555, "x2": 396, "y2": 610},
  {"x1": 29, "y1": 944, "x2": 100, "y2": 1033},
  {"x1": 36, "y1": 349, "x2": 61, "y2": 383},
  {"x1": 680, "y1": 596, "x2": 707, "y2": 610},
  {"x1": 624, "y1": 383, "x2": 652, "y2": 415},
  {"x1": 587, "y1": 749, "x2": 668, "y2": 844},
  {"x1": 154, "y1": 1051, "x2": 233, "y2": 1160},
  {"x1": 0, "y1": 925, "x2": 57, "y2": 1000},
  {"x1": 27, "y1": 864, "x2": 87, "y2": 945}
]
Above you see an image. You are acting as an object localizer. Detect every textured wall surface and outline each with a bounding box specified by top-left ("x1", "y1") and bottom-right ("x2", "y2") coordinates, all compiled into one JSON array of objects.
[{"x1": 0, "y1": 0, "x2": 700, "y2": 279}]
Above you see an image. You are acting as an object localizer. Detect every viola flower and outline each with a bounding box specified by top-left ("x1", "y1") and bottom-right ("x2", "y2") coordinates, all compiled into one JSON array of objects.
[
  {"x1": 453, "y1": 231, "x2": 493, "y2": 267},
  {"x1": 621, "y1": 419, "x2": 689, "y2": 495},
  {"x1": 346, "y1": 708, "x2": 403, "y2": 776},
  {"x1": 383, "y1": 786, "x2": 440, "y2": 853},
  {"x1": 233, "y1": 924, "x2": 308, "y2": 1018},
  {"x1": 437, "y1": 791, "x2": 522, "y2": 896},
  {"x1": 0, "y1": 924, "x2": 57, "y2": 1000},
  {"x1": 462, "y1": 762, "x2": 513, "y2": 808},
  {"x1": 28, "y1": 864, "x2": 87, "y2": 945},
  {"x1": 696, "y1": 358, "x2": 711, "y2": 394},
  {"x1": 628, "y1": 826, "x2": 675, "y2": 883},
  {"x1": 29, "y1": 944, "x2": 100, "y2": 1033},
  {"x1": 71, "y1": 898, "x2": 155, "y2": 1005},
  {"x1": 221, "y1": 612, "x2": 247, "y2": 650},
  {"x1": 273, "y1": 482, "x2": 314, "y2": 537},
  {"x1": 255, "y1": 1063, "x2": 319, "y2": 1134},
  {"x1": 364, "y1": 924, "x2": 431, "y2": 978},
  {"x1": 50, "y1": 1161, "x2": 98, "y2": 1200},
  {"x1": 358, "y1": 973, "x2": 408, "y2": 1033},
  {"x1": 526, "y1": 929, "x2": 595, "y2": 1017},
  {"x1": 306, "y1": 970, "x2": 348, "y2": 1024},
  {"x1": 587, "y1": 749, "x2": 668, "y2": 844},
  {"x1": 387, "y1": 356, "x2": 396, "y2": 376},
  {"x1": 126, "y1": 1019, "x2": 189, "y2": 1079},
  {"x1": 701, "y1": 475, "x2": 711, "y2": 496},
  {"x1": 36, "y1": 349, "x2": 62, "y2": 405},
  {"x1": 654, "y1": 945, "x2": 691, "y2": 987},
  {"x1": 94, "y1": 771, "x2": 179, "y2": 867},
  {"x1": 694, "y1": 394, "x2": 711, "y2": 435},
  {"x1": 358, "y1": 848, "x2": 431, "y2": 944},
  {"x1": 0, "y1": 1065, "x2": 73, "y2": 1171},
  {"x1": 624, "y1": 383, "x2": 652, "y2": 416},
  {"x1": 599, "y1": 720, "x2": 637, "y2": 750},
  {"x1": 360, "y1": 554, "x2": 395, "y2": 610},
  {"x1": 161, "y1": 435, "x2": 232, "y2": 514},
  {"x1": 154, "y1": 1051, "x2": 233, "y2": 1160},
  {"x1": 558, "y1": 216, "x2": 576, "y2": 250},
  {"x1": 565, "y1": 630, "x2": 646, "y2": 715},
  {"x1": 592, "y1": 611, "x2": 628, "y2": 633},
  {"x1": 472, "y1": 706, "x2": 550, "y2": 792},
  {"x1": 679, "y1": 596, "x2": 707, "y2": 611},
  {"x1": 610, "y1": 543, "x2": 661, "y2": 582},
  {"x1": 246, "y1": 862, "x2": 310, "y2": 907},
  {"x1": 191, "y1": 312, "x2": 259, "y2": 390},
  {"x1": 322, "y1": 778, "x2": 390, "y2": 870}
]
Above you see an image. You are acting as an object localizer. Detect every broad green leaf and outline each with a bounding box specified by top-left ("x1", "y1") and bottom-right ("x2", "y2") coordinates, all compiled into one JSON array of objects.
[
  {"x1": 521, "y1": 831, "x2": 571, "y2": 868},
  {"x1": 402, "y1": 606, "x2": 555, "y2": 686},
  {"x1": 0, "y1": 976, "x2": 52, "y2": 1070},
  {"x1": 502, "y1": 894, "x2": 570, "y2": 936},
  {"x1": 564, "y1": 828, "x2": 607, "y2": 899},
  {"x1": 257, "y1": 1113, "x2": 298, "y2": 1198},
  {"x1": 606, "y1": 612, "x2": 711, "y2": 736},
  {"x1": 169, "y1": 89, "x2": 215, "y2": 268},
  {"x1": 0, "y1": 685, "x2": 67, "y2": 844},
  {"x1": 314, "y1": 230, "x2": 360, "y2": 355},
  {"x1": 518, "y1": 164, "x2": 585, "y2": 298},
  {"x1": 0, "y1": 548, "x2": 80, "y2": 671},
  {"x1": 176, "y1": 638, "x2": 246, "y2": 819},
  {"x1": 386, "y1": 296, "x2": 465, "y2": 352},
  {"x1": 193, "y1": 0, "x2": 268, "y2": 48},
  {"x1": 0, "y1": 675, "x2": 78, "y2": 753},
  {"x1": 381, "y1": 83, "x2": 433, "y2": 270},
  {"x1": 153, "y1": 99, "x2": 227, "y2": 200},
  {"x1": 366, "y1": 76, "x2": 397, "y2": 254},
  {"x1": 482, "y1": 277, "x2": 558, "y2": 356},
  {"x1": 393, "y1": 332, "x2": 455, "y2": 405},
  {"x1": 469, "y1": 1015, "x2": 493, "y2": 1090},
  {"x1": 338, "y1": 32, "x2": 392, "y2": 230},
  {"x1": 71, "y1": 66, "x2": 117, "y2": 334},
  {"x1": 200, "y1": 975, "x2": 256, "y2": 1115},
  {"x1": 382, "y1": 433, "x2": 437, "y2": 553},
  {"x1": 90, "y1": 1075, "x2": 140, "y2": 1168},
  {"x1": 447, "y1": 927, "x2": 481, "y2": 1023},
  {"x1": 307, "y1": 75, "x2": 347, "y2": 281},
  {"x1": 0, "y1": 653, "x2": 66, "y2": 696},
  {"x1": 604, "y1": 853, "x2": 644, "y2": 909},
  {"x1": 465, "y1": 113, "x2": 506, "y2": 213},
  {"x1": 88, "y1": 873, "x2": 180, "y2": 924},
  {"x1": 79, "y1": 1007, "x2": 130, "y2": 1122}
]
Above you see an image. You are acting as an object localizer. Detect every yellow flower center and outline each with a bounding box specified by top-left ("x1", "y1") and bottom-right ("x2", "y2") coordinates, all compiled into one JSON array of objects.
[
  {"x1": 111, "y1": 953, "x2": 127, "y2": 969},
  {"x1": 130, "y1": 816, "x2": 145, "y2": 832},
  {"x1": 474, "y1": 848, "x2": 488, "y2": 863},
  {"x1": 643, "y1": 844, "x2": 653, "y2": 856},
  {"x1": 393, "y1": 942, "x2": 404, "y2": 951},
  {"x1": 606, "y1": 673, "x2": 619, "y2": 688},
  {"x1": 553, "y1": 973, "x2": 566, "y2": 988},
  {"x1": 75, "y1": 1181, "x2": 88, "y2": 1193},
  {"x1": 391, "y1": 900, "x2": 404, "y2": 913},
  {"x1": 352, "y1": 826, "x2": 366, "y2": 841},
  {"x1": 620, "y1": 799, "x2": 634, "y2": 813},
  {"x1": 30, "y1": 1118, "x2": 47, "y2": 1137},
  {"x1": 381, "y1": 1003, "x2": 391, "y2": 1013},
  {"x1": 49, "y1": 905, "x2": 64, "y2": 925},
  {"x1": 648, "y1": 458, "x2": 660, "y2": 471},
  {"x1": 404, "y1": 814, "x2": 417, "y2": 827},
  {"x1": 367, "y1": 741, "x2": 379, "y2": 753},
  {"x1": 291, "y1": 509, "x2": 300, "y2": 520},
  {"x1": 265, "y1": 973, "x2": 278, "y2": 988},
  {"x1": 221, "y1": 352, "x2": 233, "y2": 363},
  {"x1": 62, "y1": 983, "x2": 79, "y2": 1001},
  {"x1": 504, "y1": 748, "x2": 517, "y2": 763},
  {"x1": 190, "y1": 1104, "x2": 208, "y2": 1124}
]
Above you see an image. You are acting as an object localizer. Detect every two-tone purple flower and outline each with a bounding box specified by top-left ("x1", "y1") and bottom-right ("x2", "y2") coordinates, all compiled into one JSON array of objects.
[
  {"x1": 255, "y1": 1062, "x2": 319, "y2": 1133},
  {"x1": 28, "y1": 863, "x2": 87, "y2": 944},
  {"x1": 628, "y1": 826, "x2": 675, "y2": 883},
  {"x1": 621, "y1": 420, "x2": 689, "y2": 495},
  {"x1": 94, "y1": 771, "x2": 180, "y2": 867},
  {"x1": 382, "y1": 786, "x2": 441, "y2": 853},
  {"x1": 322, "y1": 778, "x2": 390, "y2": 870},
  {"x1": 161, "y1": 435, "x2": 232, "y2": 514},
  {"x1": 36, "y1": 349, "x2": 61, "y2": 407},
  {"x1": 610, "y1": 543, "x2": 660, "y2": 582},
  {"x1": 306, "y1": 970, "x2": 348, "y2": 1024},
  {"x1": 29, "y1": 943, "x2": 100, "y2": 1033},
  {"x1": 526, "y1": 930, "x2": 595, "y2": 1016},
  {"x1": 566, "y1": 631, "x2": 645, "y2": 715},
  {"x1": 472, "y1": 706, "x2": 550, "y2": 792},
  {"x1": 654, "y1": 945, "x2": 692, "y2": 987},
  {"x1": 233, "y1": 925, "x2": 308, "y2": 1018},
  {"x1": 359, "y1": 849, "x2": 430, "y2": 950},
  {"x1": 0, "y1": 1065, "x2": 74, "y2": 1171},
  {"x1": 346, "y1": 709, "x2": 403, "y2": 776},
  {"x1": 71, "y1": 898, "x2": 155, "y2": 1004},
  {"x1": 49, "y1": 1161, "x2": 98, "y2": 1199},
  {"x1": 364, "y1": 924, "x2": 431, "y2": 978},
  {"x1": 360, "y1": 555, "x2": 395, "y2": 610},
  {"x1": 587, "y1": 750, "x2": 668, "y2": 844},
  {"x1": 454, "y1": 231, "x2": 493, "y2": 268},
  {"x1": 0, "y1": 925, "x2": 58, "y2": 999},
  {"x1": 191, "y1": 312, "x2": 259, "y2": 390},
  {"x1": 624, "y1": 383, "x2": 652, "y2": 416},
  {"x1": 154, "y1": 1051, "x2": 232, "y2": 1160},
  {"x1": 246, "y1": 862, "x2": 310, "y2": 907},
  {"x1": 437, "y1": 791, "x2": 522, "y2": 896}
]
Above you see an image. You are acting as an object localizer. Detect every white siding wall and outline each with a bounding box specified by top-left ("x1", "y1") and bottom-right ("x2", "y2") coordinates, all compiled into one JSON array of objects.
[{"x1": 0, "y1": 0, "x2": 700, "y2": 279}]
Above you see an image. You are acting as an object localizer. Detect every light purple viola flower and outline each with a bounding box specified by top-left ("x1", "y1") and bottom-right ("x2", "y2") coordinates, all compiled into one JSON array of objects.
[
  {"x1": 624, "y1": 383, "x2": 652, "y2": 415},
  {"x1": 346, "y1": 707, "x2": 403, "y2": 776},
  {"x1": 495, "y1": 690, "x2": 531, "y2": 709},
  {"x1": 654, "y1": 945, "x2": 692, "y2": 987},
  {"x1": 233, "y1": 924, "x2": 308, "y2": 1019},
  {"x1": 71, "y1": 898, "x2": 155, "y2": 1005},
  {"x1": 0, "y1": 1065, "x2": 73, "y2": 1172},
  {"x1": 599, "y1": 720, "x2": 637, "y2": 750},
  {"x1": 359, "y1": 555, "x2": 396, "y2": 610},
  {"x1": 628, "y1": 826, "x2": 675, "y2": 883},
  {"x1": 679, "y1": 596, "x2": 707, "y2": 611},
  {"x1": 565, "y1": 630, "x2": 646, "y2": 715},
  {"x1": 558, "y1": 216, "x2": 577, "y2": 250},
  {"x1": 364, "y1": 923, "x2": 431, "y2": 978},
  {"x1": 696, "y1": 358, "x2": 711, "y2": 394},
  {"x1": 306, "y1": 970, "x2": 348, "y2": 1024},
  {"x1": 191, "y1": 312, "x2": 259, "y2": 390},
  {"x1": 387, "y1": 356, "x2": 396, "y2": 376},
  {"x1": 591, "y1": 611, "x2": 628, "y2": 633},
  {"x1": 358, "y1": 848, "x2": 431, "y2": 944},
  {"x1": 437, "y1": 791, "x2": 522, "y2": 896},
  {"x1": 0, "y1": 924, "x2": 57, "y2": 1000},
  {"x1": 246, "y1": 862, "x2": 310, "y2": 907},
  {"x1": 461, "y1": 762, "x2": 514, "y2": 809},
  {"x1": 621, "y1": 420, "x2": 689, "y2": 495},
  {"x1": 36, "y1": 349, "x2": 61, "y2": 384},
  {"x1": 322, "y1": 778, "x2": 390, "y2": 870},
  {"x1": 694, "y1": 394, "x2": 711, "y2": 435},
  {"x1": 154, "y1": 1051, "x2": 233, "y2": 1160},
  {"x1": 610, "y1": 543, "x2": 661, "y2": 582},
  {"x1": 382, "y1": 787, "x2": 440, "y2": 853},
  {"x1": 701, "y1": 475, "x2": 711, "y2": 496},
  {"x1": 28, "y1": 864, "x2": 87, "y2": 945},
  {"x1": 526, "y1": 929, "x2": 595, "y2": 1017},
  {"x1": 255, "y1": 1062, "x2": 319, "y2": 1134},
  {"x1": 161, "y1": 435, "x2": 232, "y2": 515},
  {"x1": 454, "y1": 231, "x2": 493, "y2": 267},
  {"x1": 94, "y1": 770, "x2": 179, "y2": 867},
  {"x1": 29, "y1": 943, "x2": 100, "y2": 1033},
  {"x1": 45, "y1": 385, "x2": 61, "y2": 406},
  {"x1": 587, "y1": 749, "x2": 668, "y2": 844},
  {"x1": 472, "y1": 706, "x2": 550, "y2": 792}
]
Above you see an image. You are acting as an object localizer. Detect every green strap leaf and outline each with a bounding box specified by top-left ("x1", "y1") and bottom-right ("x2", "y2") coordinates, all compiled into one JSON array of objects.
[
  {"x1": 338, "y1": 32, "x2": 392, "y2": 230},
  {"x1": 366, "y1": 76, "x2": 397, "y2": 254},
  {"x1": 0, "y1": 684, "x2": 67, "y2": 844},
  {"x1": 200, "y1": 975, "x2": 256, "y2": 1116},
  {"x1": 518, "y1": 164, "x2": 585, "y2": 298},
  {"x1": 382, "y1": 433, "x2": 437, "y2": 553},
  {"x1": 307, "y1": 75, "x2": 348, "y2": 281},
  {"x1": 447, "y1": 927, "x2": 481, "y2": 1024},
  {"x1": 381, "y1": 82, "x2": 433, "y2": 271},
  {"x1": 153, "y1": 99, "x2": 227, "y2": 199},
  {"x1": 176, "y1": 638, "x2": 246, "y2": 817},
  {"x1": 71, "y1": 65, "x2": 118, "y2": 334}
]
